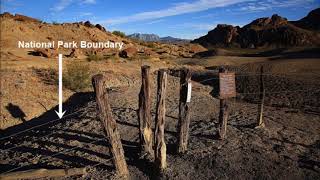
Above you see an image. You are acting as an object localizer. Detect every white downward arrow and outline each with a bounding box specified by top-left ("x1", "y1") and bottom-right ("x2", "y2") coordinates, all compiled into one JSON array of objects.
[{"x1": 55, "y1": 54, "x2": 66, "y2": 119}]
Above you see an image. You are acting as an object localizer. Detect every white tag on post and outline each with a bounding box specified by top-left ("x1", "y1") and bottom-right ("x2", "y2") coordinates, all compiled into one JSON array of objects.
[{"x1": 186, "y1": 82, "x2": 192, "y2": 102}]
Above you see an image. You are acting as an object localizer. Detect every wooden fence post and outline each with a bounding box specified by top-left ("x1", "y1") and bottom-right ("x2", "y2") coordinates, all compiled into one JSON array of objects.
[
  {"x1": 154, "y1": 69, "x2": 167, "y2": 171},
  {"x1": 256, "y1": 66, "x2": 265, "y2": 128},
  {"x1": 138, "y1": 65, "x2": 153, "y2": 158},
  {"x1": 177, "y1": 68, "x2": 192, "y2": 153},
  {"x1": 92, "y1": 74, "x2": 129, "y2": 178},
  {"x1": 218, "y1": 67, "x2": 229, "y2": 140}
]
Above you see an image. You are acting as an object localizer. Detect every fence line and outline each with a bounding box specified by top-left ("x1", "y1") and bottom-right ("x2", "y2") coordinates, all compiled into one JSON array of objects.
[
  {"x1": 0, "y1": 104, "x2": 97, "y2": 152},
  {"x1": 196, "y1": 75, "x2": 320, "y2": 84},
  {"x1": 0, "y1": 109, "x2": 84, "y2": 141},
  {"x1": 1, "y1": 131, "x2": 57, "y2": 152},
  {"x1": 1, "y1": 66, "x2": 319, "y2": 177},
  {"x1": 0, "y1": 104, "x2": 133, "y2": 153},
  {"x1": 1, "y1": 82, "x2": 318, "y2": 150},
  {"x1": 237, "y1": 89, "x2": 319, "y2": 95},
  {"x1": 0, "y1": 137, "x2": 106, "y2": 175}
]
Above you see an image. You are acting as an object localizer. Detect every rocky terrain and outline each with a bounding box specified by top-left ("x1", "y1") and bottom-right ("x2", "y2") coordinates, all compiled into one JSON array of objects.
[
  {"x1": 0, "y1": 12, "x2": 207, "y2": 61},
  {"x1": 192, "y1": 8, "x2": 320, "y2": 48}
]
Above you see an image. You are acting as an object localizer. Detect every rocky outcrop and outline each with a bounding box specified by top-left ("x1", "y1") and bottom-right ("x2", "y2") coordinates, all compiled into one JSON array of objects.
[
  {"x1": 119, "y1": 47, "x2": 138, "y2": 58},
  {"x1": 187, "y1": 44, "x2": 207, "y2": 53},
  {"x1": 143, "y1": 49, "x2": 159, "y2": 57},
  {"x1": 192, "y1": 9, "x2": 320, "y2": 48},
  {"x1": 95, "y1": 24, "x2": 106, "y2": 32},
  {"x1": 33, "y1": 48, "x2": 57, "y2": 58},
  {"x1": 291, "y1": 8, "x2": 320, "y2": 30},
  {"x1": 192, "y1": 24, "x2": 240, "y2": 47},
  {"x1": 0, "y1": 12, "x2": 40, "y2": 23},
  {"x1": 84, "y1": 21, "x2": 94, "y2": 28},
  {"x1": 244, "y1": 14, "x2": 288, "y2": 29},
  {"x1": 68, "y1": 48, "x2": 81, "y2": 58}
]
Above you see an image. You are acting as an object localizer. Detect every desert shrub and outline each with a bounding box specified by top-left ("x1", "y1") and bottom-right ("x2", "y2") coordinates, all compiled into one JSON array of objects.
[
  {"x1": 87, "y1": 53, "x2": 103, "y2": 62},
  {"x1": 103, "y1": 53, "x2": 119, "y2": 62},
  {"x1": 146, "y1": 42, "x2": 156, "y2": 48},
  {"x1": 52, "y1": 21, "x2": 60, "y2": 25},
  {"x1": 112, "y1": 30, "x2": 126, "y2": 38},
  {"x1": 63, "y1": 63, "x2": 91, "y2": 91},
  {"x1": 33, "y1": 68, "x2": 58, "y2": 85}
]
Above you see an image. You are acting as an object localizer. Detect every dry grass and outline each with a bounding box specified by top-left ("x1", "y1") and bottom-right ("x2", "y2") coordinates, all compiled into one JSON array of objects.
[{"x1": 63, "y1": 62, "x2": 91, "y2": 91}]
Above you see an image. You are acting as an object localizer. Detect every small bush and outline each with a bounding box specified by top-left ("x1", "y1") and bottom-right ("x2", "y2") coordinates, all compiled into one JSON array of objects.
[
  {"x1": 63, "y1": 63, "x2": 91, "y2": 91},
  {"x1": 146, "y1": 42, "x2": 157, "y2": 49},
  {"x1": 33, "y1": 68, "x2": 58, "y2": 85},
  {"x1": 112, "y1": 30, "x2": 126, "y2": 38},
  {"x1": 52, "y1": 21, "x2": 60, "y2": 25},
  {"x1": 87, "y1": 53, "x2": 103, "y2": 62}
]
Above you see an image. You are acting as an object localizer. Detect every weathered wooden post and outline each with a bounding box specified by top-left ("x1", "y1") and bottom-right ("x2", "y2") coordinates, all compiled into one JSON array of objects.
[
  {"x1": 256, "y1": 66, "x2": 265, "y2": 128},
  {"x1": 177, "y1": 68, "x2": 192, "y2": 153},
  {"x1": 138, "y1": 65, "x2": 153, "y2": 158},
  {"x1": 154, "y1": 69, "x2": 167, "y2": 172},
  {"x1": 218, "y1": 98, "x2": 228, "y2": 140},
  {"x1": 92, "y1": 74, "x2": 129, "y2": 177},
  {"x1": 218, "y1": 67, "x2": 235, "y2": 140}
]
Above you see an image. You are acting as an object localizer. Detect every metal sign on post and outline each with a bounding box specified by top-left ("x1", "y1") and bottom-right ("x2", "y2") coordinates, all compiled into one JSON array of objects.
[{"x1": 219, "y1": 72, "x2": 236, "y2": 99}]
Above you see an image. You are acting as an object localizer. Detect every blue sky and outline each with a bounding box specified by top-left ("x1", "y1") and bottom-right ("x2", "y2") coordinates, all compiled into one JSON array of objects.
[{"x1": 1, "y1": 0, "x2": 319, "y2": 39}]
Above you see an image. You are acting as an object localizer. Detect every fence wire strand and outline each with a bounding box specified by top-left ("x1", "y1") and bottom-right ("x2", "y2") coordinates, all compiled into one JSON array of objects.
[{"x1": 0, "y1": 109, "x2": 84, "y2": 141}]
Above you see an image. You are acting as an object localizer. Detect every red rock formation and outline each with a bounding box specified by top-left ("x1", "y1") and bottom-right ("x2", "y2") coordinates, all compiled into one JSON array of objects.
[
  {"x1": 119, "y1": 47, "x2": 138, "y2": 58},
  {"x1": 192, "y1": 9, "x2": 320, "y2": 48}
]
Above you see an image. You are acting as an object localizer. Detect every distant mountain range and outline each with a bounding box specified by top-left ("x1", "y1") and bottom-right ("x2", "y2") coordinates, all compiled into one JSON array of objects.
[
  {"x1": 127, "y1": 33, "x2": 190, "y2": 43},
  {"x1": 192, "y1": 8, "x2": 320, "y2": 48},
  {"x1": 127, "y1": 33, "x2": 160, "y2": 42},
  {"x1": 160, "y1": 36, "x2": 190, "y2": 43}
]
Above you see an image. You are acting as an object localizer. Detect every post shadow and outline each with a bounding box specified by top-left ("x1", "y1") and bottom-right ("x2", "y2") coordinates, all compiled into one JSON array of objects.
[{"x1": 5, "y1": 103, "x2": 27, "y2": 122}]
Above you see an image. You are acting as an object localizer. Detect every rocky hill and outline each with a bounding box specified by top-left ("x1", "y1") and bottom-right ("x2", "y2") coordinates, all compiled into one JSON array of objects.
[
  {"x1": 291, "y1": 8, "x2": 320, "y2": 31},
  {"x1": 0, "y1": 13, "x2": 206, "y2": 59},
  {"x1": 192, "y1": 8, "x2": 320, "y2": 48}
]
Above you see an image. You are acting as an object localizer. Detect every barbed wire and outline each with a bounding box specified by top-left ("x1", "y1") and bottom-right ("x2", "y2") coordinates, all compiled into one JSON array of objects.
[
  {"x1": 0, "y1": 104, "x2": 97, "y2": 152},
  {"x1": 0, "y1": 108, "x2": 84, "y2": 141},
  {"x1": 195, "y1": 74, "x2": 320, "y2": 84},
  {"x1": 0, "y1": 137, "x2": 106, "y2": 175},
  {"x1": 1, "y1": 131, "x2": 57, "y2": 152},
  {"x1": 0, "y1": 133, "x2": 137, "y2": 177},
  {"x1": 237, "y1": 89, "x2": 319, "y2": 95}
]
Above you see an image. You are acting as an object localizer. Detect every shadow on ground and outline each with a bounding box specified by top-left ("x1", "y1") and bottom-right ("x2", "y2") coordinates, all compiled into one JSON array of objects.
[{"x1": 241, "y1": 47, "x2": 320, "y2": 60}]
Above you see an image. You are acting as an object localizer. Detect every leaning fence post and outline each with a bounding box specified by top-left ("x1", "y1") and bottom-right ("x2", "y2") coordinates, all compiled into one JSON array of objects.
[
  {"x1": 218, "y1": 67, "x2": 229, "y2": 140},
  {"x1": 154, "y1": 69, "x2": 167, "y2": 172},
  {"x1": 138, "y1": 65, "x2": 153, "y2": 158},
  {"x1": 256, "y1": 66, "x2": 265, "y2": 128},
  {"x1": 177, "y1": 68, "x2": 192, "y2": 153},
  {"x1": 92, "y1": 74, "x2": 129, "y2": 178}
]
